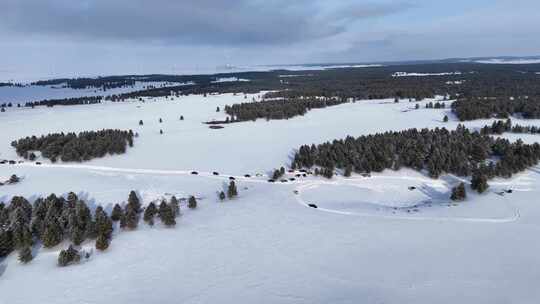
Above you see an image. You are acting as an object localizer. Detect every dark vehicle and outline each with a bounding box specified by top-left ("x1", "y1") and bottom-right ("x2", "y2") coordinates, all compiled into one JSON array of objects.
[
  {"x1": 229, "y1": 177, "x2": 235, "y2": 180},
  {"x1": 36, "y1": 162, "x2": 42, "y2": 165},
  {"x1": 308, "y1": 204, "x2": 318, "y2": 209},
  {"x1": 191, "y1": 171, "x2": 198, "y2": 175},
  {"x1": 213, "y1": 172, "x2": 219, "y2": 175},
  {"x1": 244, "y1": 174, "x2": 251, "y2": 178},
  {"x1": 268, "y1": 179, "x2": 275, "y2": 183}
]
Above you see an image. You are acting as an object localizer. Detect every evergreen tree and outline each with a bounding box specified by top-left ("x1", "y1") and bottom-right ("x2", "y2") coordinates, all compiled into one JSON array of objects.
[
  {"x1": 18, "y1": 246, "x2": 33, "y2": 264},
  {"x1": 450, "y1": 182, "x2": 466, "y2": 201},
  {"x1": 95, "y1": 208, "x2": 113, "y2": 239},
  {"x1": 170, "y1": 196, "x2": 180, "y2": 217},
  {"x1": 443, "y1": 115, "x2": 449, "y2": 122},
  {"x1": 0, "y1": 229, "x2": 13, "y2": 257},
  {"x1": 58, "y1": 245, "x2": 81, "y2": 267},
  {"x1": 42, "y1": 219, "x2": 63, "y2": 248},
  {"x1": 95, "y1": 234, "x2": 110, "y2": 251},
  {"x1": 143, "y1": 202, "x2": 157, "y2": 226},
  {"x1": 111, "y1": 204, "x2": 123, "y2": 221},
  {"x1": 344, "y1": 164, "x2": 353, "y2": 177},
  {"x1": 127, "y1": 191, "x2": 141, "y2": 213},
  {"x1": 158, "y1": 201, "x2": 176, "y2": 226},
  {"x1": 471, "y1": 171, "x2": 489, "y2": 193},
  {"x1": 123, "y1": 205, "x2": 139, "y2": 230},
  {"x1": 12, "y1": 224, "x2": 32, "y2": 249},
  {"x1": 219, "y1": 191, "x2": 226, "y2": 201},
  {"x1": 227, "y1": 181, "x2": 238, "y2": 199},
  {"x1": 188, "y1": 196, "x2": 197, "y2": 209}
]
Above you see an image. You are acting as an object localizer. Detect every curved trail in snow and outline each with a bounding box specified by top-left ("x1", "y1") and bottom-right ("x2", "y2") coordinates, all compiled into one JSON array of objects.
[
  {"x1": 12, "y1": 162, "x2": 521, "y2": 223},
  {"x1": 293, "y1": 181, "x2": 521, "y2": 224}
]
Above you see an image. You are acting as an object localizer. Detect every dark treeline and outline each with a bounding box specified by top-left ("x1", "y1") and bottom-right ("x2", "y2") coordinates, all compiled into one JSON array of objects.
[
  {"x1": 32, "y1": 77, "x2": 136, "y2": 90},
  {"x1": 10, "y1": 63, "x2": 540, "y2": 109},
  {"x1": 452, "y1": 96, "x2": 540, "y2": 121},
  {"x1": 11, "y1": 129, "x2": 134, "y2": 162},
  {"x1": 223, "y1": 97, "x2": 350, "y2": 122},
  {"x1": 480, "y1": 119, "x2": 540, "y2": 135},
  {"x1": 0, "y1": 191, "x2": 180, "y2": 265},
  {"x1": 32, "y1": 63, "x2": 540, "y2": 102},
  {"x1": 291, "y1": 126, "x2": 540, "y2": 189},
  {"x1": 24, "y1": 96, "x2": 102, "y2": 108}
]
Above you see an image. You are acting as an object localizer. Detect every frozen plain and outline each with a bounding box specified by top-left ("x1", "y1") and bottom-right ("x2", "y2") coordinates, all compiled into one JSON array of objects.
[{"x1": 1, "y1": 93, "x2": 540, "y2": 303}]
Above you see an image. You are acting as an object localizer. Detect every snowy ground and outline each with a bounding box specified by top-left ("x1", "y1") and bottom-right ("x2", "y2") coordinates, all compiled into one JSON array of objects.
[{"x1": 1, "y1": 93, "x2": 540, "y2": 303}]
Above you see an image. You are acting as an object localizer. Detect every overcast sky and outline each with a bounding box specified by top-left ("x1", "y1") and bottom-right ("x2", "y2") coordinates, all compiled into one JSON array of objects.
[{"x1": 1, "y1": 0, "x2": 539, "y2": 79}]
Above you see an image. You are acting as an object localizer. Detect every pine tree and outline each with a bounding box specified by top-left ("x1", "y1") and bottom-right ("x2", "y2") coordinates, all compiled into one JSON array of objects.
[
  {"x1": 123, "y1": 205, "x2": 139, "y2": 230},
  {"x1": 111, "y1": 204, "x2": 123, "y2": 221},
  {"x1": 471, "y1": 172, "x2": 489, "y2": 193},
  {"x1": 127, "y1": 191, "x2": 141, "y2": 213},
  {"x1": 95, "y1": 208, "x2": 113, "y2": 239},
  {"x1": 0, "y1": 229, "x2": 14, "y2": 257},
  {"x1": 450, "y1": 182, "x2": 466, "y2": 201},
  {"x1": 159, "y1": 201, "x2": 176, "y2": 226},
  {"x1": 443, "y1": 115, "x2": 449, "y2": 122},
  {"x1": 95, "y1": 234, "x2": 110, "y2": 251},
  {"x1": 219, "y1": 191, "x2": 226, "y2": 201},
  {"x1": 227, "y1": 181, "x2": 238, "y2": 199},
  {"x1": 12, "y1": 224, "x2": 32, "y2": 249},
  {"x1": 188, "y1": 196, "x2": 197, "y2": 209},
  {"x1": 42, "y1": 219, "x2": 63, "y2": 248},
  {"x1": 143, "y1": 202, "x2": 157, "y2": 226},
  {"x1": 344, "y1": 164, "x2": 353, "y2": 177},
  {"x1": 58, "y1": 245, "x2": 81, "y2": 267},
  {"x1": 18, "y1": 246, "x2": 33, "y2": 264},
  {"x1": 170, "y1": 196, "x2": 180, "y2": 217}
]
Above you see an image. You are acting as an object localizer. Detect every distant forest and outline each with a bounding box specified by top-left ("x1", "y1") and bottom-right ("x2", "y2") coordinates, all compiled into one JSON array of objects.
[
  {"x1": 11, "y1": 129, "x2": 134, "y2": 162},
  {"x1": 2, "y1": 63, "x2": 540, "y2": 124},
  {"x1": 452, "y1": 97, "x2": 540, "y2": 121},
  {"x1": 223, "y1": 97, "x2": 350, "y2": 122},
  {"x1": 25, "y1": 96, "x2": 102, "y2": 107}
]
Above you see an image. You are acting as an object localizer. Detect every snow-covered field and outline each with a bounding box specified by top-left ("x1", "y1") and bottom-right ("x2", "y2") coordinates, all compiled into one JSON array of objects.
[{"x1": 2, "y1": 93, "x2": 540, "y2": 303}]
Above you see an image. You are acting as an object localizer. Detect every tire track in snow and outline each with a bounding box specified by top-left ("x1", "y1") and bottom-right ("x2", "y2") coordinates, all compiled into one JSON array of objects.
[
  {"x1": 12, "y1": 162, "x2": 521, "y2": 223},
  {"x1": 293, "y1": 181, "x2": 521, "y2": 224}
]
